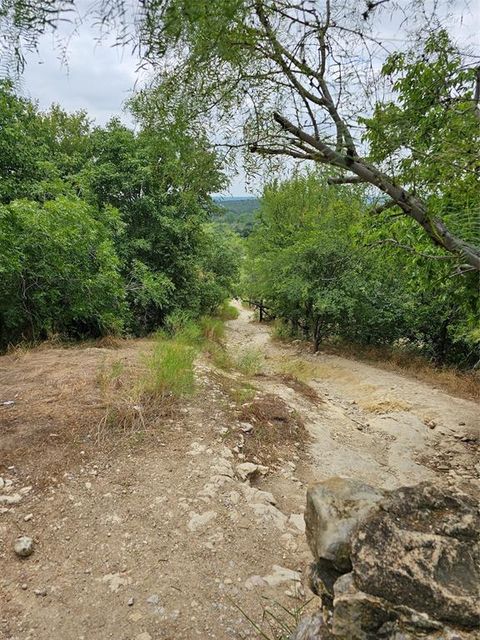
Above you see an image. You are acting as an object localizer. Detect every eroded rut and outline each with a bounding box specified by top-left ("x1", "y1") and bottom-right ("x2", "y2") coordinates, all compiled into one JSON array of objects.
[{"x1": 0, "y1": 306, "x2": 478, "y2": 639}]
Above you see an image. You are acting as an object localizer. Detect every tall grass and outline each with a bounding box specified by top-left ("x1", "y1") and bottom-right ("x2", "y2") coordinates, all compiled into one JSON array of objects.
[
  {"x1": 142, "y1": 334, "x2": 196, "y2": 398},
  {"x1": 216, "y1": 300, "x2": 240, "y2": 320}
]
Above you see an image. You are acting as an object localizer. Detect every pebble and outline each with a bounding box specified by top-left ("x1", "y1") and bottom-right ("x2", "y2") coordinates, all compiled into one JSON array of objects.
[
  {"x1": 14, "y1": 536, "x2": 34, "y2": 558},
  {"x1": 34, "y1": 588, "x2": 47, "y2": 597},
  {"x1": 127, "y1": 597, "x2": 134, "y2": 606},
  {"x1": 24, "y1": 513, "x2": 33, "y2": 522},
  {"x1": 21, "y1": 583, "x2": 28, "y2": 590}
]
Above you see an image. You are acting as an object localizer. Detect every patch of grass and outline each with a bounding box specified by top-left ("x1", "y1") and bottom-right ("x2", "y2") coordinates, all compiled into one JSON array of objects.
[
  {"x1": 199, "y1": 315, "x2": 225, "y2": 342},
  {"x1": 236, "y1": 348, "x2": 264, "y2": 376},
  {"x1": 274, "y1": 357, "x2": 318, "y2": 382},
  {"x1": 232, "y1": 596, "x2": 314, "y2": 640},
  {"x1": 216, "y1": 300, "x2": 240, "y2": 320},
  {"x1": 142, "y1": 336, "x2": 196, "y2": 398},
  {"x1": 207, "y1": 342, "x2": 234, "y2": 370},
  {"x1": 96, "y1": 358, "x2": 125, "y2": 394},
  {"x1": 230, "y1": 381, "x2": 256, "y2": 404},
  {"x1": 360, "y1": 398, "x2": 412, "y2": 414}
]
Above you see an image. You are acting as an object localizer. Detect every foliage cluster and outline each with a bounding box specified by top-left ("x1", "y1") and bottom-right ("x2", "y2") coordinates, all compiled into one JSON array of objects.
[
  {"x1": 0, "y1": 81, "x2": 241, "y2": 348},
  {"x1": 243, "y1": 173, "x2": 479, "y2": 367}
]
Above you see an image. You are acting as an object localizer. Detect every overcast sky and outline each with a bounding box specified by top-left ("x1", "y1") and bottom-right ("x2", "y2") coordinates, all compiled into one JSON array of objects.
[
  {"x1": 20, "y1": 12, "x2": 253, "y2": 196},
  {"x1": 17, "y1": 1, "x2": 479, "y2": 197}
]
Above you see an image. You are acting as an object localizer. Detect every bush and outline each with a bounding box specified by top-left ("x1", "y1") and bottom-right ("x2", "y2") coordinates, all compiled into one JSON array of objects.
[{"x1": 0, "y1": 197, "x2": 126, "y2": 347}]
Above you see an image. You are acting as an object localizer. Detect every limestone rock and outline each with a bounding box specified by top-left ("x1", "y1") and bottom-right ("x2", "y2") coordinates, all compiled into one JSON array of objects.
[
  {"x1": 14, "y1": 535, "x2": 34, "y2": 557},
  {"x1": 262, "y1": 564, "x2": 301, "y2": 587},
  {"x1": 187, "y1": 510, "x2": 217, "y2": 532},
  {"x1": 351, "y1": 482, "x2": 480, "y2": 628},
  {"x1": 236, "y1": 462, "x2": 269, "y2": 482},
  {"x1": 289, "y1": 612, "x2": 333, "y2": 640},
  {"x1": 305, "y1": 477, "x2": 384, "y2": 572},
  {"x1": 332, "y1": 572, "x2": 398, "y2": 640}
]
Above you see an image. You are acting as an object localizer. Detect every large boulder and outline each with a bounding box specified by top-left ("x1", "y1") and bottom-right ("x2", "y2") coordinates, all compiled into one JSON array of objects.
[
  {"x1": 305, "y1": 477, "x2": 384, "y2": 572},
  {"x1": 332, "y1": 572, "x2": 473, "y2": 640},
  {"x1": 351, "y1": 483, "x2": 480, "y2": 629}
]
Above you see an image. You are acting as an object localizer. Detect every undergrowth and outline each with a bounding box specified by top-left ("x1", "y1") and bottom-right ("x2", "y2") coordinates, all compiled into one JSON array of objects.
[{"x1": 95, "y1": 301, "x2": 235, "y2": 442}]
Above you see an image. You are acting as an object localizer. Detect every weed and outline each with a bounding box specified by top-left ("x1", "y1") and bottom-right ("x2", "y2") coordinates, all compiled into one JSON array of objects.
[
  {"x1": 231, "y1": 596, "x2": 314, "y2": 640},
  {"x1": 236, "y1": 348, "x2": 264, "y2": 375},
  {"x1": 96, "y1": 358, "x2": 125, "y2": 394},
  {"x1": 279, "y1": 374, "x2": 322, "y2": 403},
  {"x1": 271, "y1": 319, "x2": 297, "y2": 341},
  {"x1": 230, "y1": 381, "x2": 256, "y2": 404}
]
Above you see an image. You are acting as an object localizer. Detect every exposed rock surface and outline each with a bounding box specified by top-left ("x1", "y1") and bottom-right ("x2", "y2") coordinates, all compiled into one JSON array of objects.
[
  {"x1": 294, "y1": 479, "x2": 479, "y2": 640},
  {"x1": 305, "y1": 477, "x2": 384, "y2": 572},
  {"x1": 289, "y1": 612, "x2": 333, "y2": 640},
  {"x1": 351, "y1": 483, "x2": 480, "y2": 629}
]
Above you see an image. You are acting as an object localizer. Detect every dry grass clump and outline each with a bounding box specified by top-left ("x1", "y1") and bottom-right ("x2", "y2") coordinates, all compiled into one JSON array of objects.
[
  {"x1": 278, "y1": 374, "x2": 322, "y2": 404},
  {"x1": 238, "y1": 393, "x2": 308, "y2": 466},
  {"x1": 359, "y1": 398, "x2": 412, "y2": 414}
]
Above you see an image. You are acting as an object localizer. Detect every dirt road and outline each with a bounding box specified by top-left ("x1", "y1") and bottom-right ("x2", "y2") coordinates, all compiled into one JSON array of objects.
[{"x1": 1, "y1": 306, "x2": 478, "y2": 639}]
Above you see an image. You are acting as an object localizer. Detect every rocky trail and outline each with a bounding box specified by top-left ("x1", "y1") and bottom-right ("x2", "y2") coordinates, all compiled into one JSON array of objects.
[{"x1": 0, "y1": 303, "x2": 478, "y2": 640}]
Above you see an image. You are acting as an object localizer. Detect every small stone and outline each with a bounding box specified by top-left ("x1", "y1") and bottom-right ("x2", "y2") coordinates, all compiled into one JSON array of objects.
[
  {"x1": 85, "y1": 482, "x2": 92, "y2": 490},
  {"x1": 21, "y1": 583, "x2": 28, "y2": 590},
  {"x1": 14, "y1": 536, "x2": 34, "y2": 558},
  {"x1": 24, "y1": 513, "x2": 33, "y2": 522},
  {"x1": 236, "y1": 462, "x2": 269, "y2": 482},
  {"x1": 127, "y1": 597, "x2": 134, "y2": 606},
  {"x1": 34, "y1": 588, "x2": 47, "y2": 597}
]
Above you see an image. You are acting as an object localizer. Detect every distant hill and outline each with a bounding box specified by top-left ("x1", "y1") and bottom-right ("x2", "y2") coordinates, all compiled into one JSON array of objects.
[{"x1": 212, "y1": 196, "x2": 260, "y2": 237}]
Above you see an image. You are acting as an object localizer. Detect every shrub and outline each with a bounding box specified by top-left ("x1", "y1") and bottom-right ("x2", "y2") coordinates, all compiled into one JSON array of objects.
[{"x1": 0, "y1": 197, "x2": 126, "y2": 348}]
